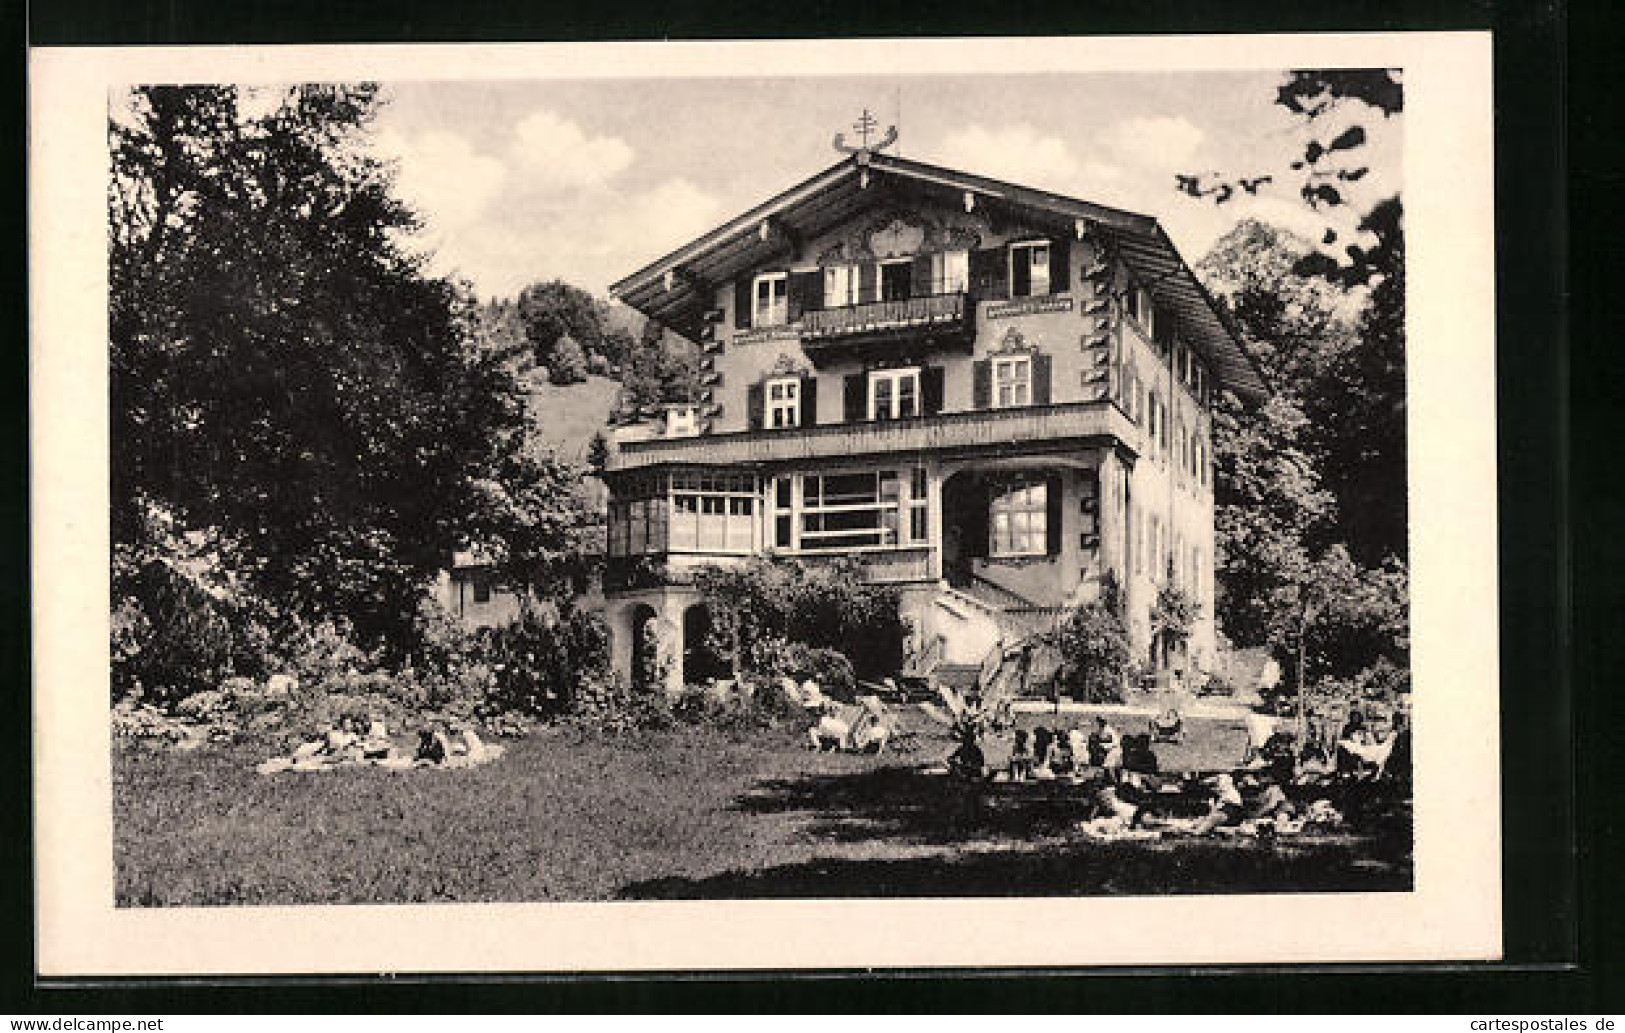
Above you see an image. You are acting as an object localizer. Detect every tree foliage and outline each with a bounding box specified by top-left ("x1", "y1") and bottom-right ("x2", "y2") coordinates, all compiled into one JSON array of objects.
[
  {"x1": 1050, "y1": 576, "x2": 1132, "y2": 703},
  {"x1": 109, "y1": 84, "x2": 597, "y2": 662},
  {"x1": 517, "y1": 280, "x2": 605, "y2": 366}
]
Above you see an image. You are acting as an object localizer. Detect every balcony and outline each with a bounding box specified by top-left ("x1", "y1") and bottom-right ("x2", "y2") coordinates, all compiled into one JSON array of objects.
[
  {"x1": 610, "y1": 399, "x2": 1139, "y2": 470},
  {"x1": 798, "y1": 292, "x2": 973, "y2": 356}
]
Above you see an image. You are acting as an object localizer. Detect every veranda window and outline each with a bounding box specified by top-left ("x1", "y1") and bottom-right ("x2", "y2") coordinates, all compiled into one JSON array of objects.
[
  {"x1": 800, "y1": 470, "x2": 902, "y2": 551},
  {"x1": 931, "y1": 250, "x2": 969, "y2": 295},
  {"x1": 990, "y1": 479, "x2": 1048, "y2": 557},
  {"x1": 667, "y1": 471, "x2": 757, "y2": 553}
]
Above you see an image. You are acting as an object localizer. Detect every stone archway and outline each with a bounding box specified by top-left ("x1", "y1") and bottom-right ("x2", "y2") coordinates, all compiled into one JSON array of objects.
[{"x1": 682, "y1": 602, "x2": 729, "y2": 685}]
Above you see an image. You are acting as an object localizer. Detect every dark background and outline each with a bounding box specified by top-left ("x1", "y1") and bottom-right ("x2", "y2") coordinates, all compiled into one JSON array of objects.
[{"x1": 9, "y1": 0, "x2": 1603, "y2": 1013}]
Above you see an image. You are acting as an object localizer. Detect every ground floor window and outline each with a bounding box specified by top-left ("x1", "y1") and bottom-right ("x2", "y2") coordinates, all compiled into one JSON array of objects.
[
  {"x1": 669, "y1": 471, "x2": 756, "y2": 552},
  {"x1": 800, "y1": 470, "x2": 902, "y2": 550},
  {"x1": 608, "y1": 471, "x2": 757, "y2": 556},
  {"x1": 989, "y1": 478, "x2": 1048, "y2": 557}
]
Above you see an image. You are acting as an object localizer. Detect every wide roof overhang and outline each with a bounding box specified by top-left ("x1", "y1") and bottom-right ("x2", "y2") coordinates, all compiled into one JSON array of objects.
[{"x1": 610, "y1": 152, "x2": 1269, "y2": 403}]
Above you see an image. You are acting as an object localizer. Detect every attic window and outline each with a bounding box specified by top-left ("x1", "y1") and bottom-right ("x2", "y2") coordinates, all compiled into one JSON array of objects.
[
  {"x1": 753, "y1": 272, "x2": 788, "y2": 326},
  {"x1": 1009, "y1": 241, "x2": 1050, "y2": 298}
]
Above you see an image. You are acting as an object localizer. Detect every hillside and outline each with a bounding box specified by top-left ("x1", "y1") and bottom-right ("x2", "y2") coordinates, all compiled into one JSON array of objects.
[{"x1": 517, "y1": 371, "x2": 621, "y2": 464}]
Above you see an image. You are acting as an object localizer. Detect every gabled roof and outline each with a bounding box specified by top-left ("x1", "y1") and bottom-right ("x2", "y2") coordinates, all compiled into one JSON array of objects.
[{"x1": 610, "y1": 152, "x2": 1269, "y2": 402}]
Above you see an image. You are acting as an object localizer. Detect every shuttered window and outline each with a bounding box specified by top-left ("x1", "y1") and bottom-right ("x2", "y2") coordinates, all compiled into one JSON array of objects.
[
  {"x1": 766, "y1": 376, "x2": 800, "y2": 429},
  {"x1": 993, "y1": 356, "x2": 1031, "y2": 408},
  {"x1": 869, "y1": 368, "x2": 921, "y2": 421},
  {"x1": 1009, "y1": 241, "x2": 1051, "y2": 297},
  {"x1": 990, "y1": 478, "x2": 1048, "y2": 557},
  {"x1": 753, "y1": 272, "x2": 788, "y2": 326}
]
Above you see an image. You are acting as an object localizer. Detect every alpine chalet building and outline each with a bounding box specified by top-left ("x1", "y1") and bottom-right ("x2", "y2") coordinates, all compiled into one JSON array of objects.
[{"x1": 603, "y1": 141, "x2": 1265, "y2": 691}]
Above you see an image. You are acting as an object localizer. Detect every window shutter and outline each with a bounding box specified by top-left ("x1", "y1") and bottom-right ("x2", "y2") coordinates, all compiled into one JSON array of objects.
[
  {"x1": 788, "y1": 270, "x2": 822, "y2": 321},
  {"x1": 857, "y1": 263, "x2": 879, "y2": 305},
  {"x1": 972, "y1": 359, "x2": 992, "y2": 409},
  {"x1": 1050, "y1": 237, "x2": 1071, "y2": 294},
  {"x1": 843, "y1": 373, "x2": 867, "y2": 422},
  {"x1": 747, "y1": 382, "x2": 765, "y2": 430},
  {"x1": 1032, "y1": 352, "x2": 1053, "y2": 405},
  {"x1": 734, "y1": 278, "x2": 753, "y2": 330},
  {"x1": 969, "y1": 246, "x2": 1008, "y2": 300},
  {"x1": 1045, "y1": 475, "x2": 1063, "y2": 556},
  {"x1": 800, "y1": 375, "x2": 819, "y2": 427},
  {"x1": 911, "y1": 253, "x2": 934, "y2": 296},
  {"x1": 922, "y1": 365, "x2": 945, "y2": 415}
]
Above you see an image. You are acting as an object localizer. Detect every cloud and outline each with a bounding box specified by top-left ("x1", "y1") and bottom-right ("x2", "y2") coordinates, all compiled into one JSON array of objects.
[
  {"x1": 1103, "y1": 116, "x2": 1207, "y2": 170},
  {"x1": 376, "y1": 128, "x2": 507, "y2": 234},
  {"x1": 592, "y1": 178, "x2": 724, "y2": 262},
  {"x1": 510, "y1": 109, "x2": 635, "y2": 190},
  {"x1": 933, "y1": 124, "x2": 1083, "y2": 194}
]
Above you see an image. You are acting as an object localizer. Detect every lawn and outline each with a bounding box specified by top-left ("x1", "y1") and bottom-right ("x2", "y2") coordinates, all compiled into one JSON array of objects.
[{"x1": 113, "y1": 711, "x2": 1411, "y2": 906}]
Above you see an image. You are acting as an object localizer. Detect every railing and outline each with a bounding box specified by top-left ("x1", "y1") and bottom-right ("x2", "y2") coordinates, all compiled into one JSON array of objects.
[
  {"x1": 793, "y1": 545, "x2": 933, "y2": 584},
  {"x1": 611, "y1": 399, "x2": 1137, "y2": 470},
  {"x1": 800, "y1": 291, "x2": 970, "y2": 342}
]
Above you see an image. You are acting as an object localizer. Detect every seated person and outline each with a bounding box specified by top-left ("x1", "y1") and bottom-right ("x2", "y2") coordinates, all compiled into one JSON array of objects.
[
  {"x1": 415, "y1": 726, "x2": 452, "y2": 766},
  {"x1": 1007, "y1": 729, "x2": 1034, "y2": 782},
  {"x1": 1120, "y1": 732, "x2": 1160, "y2": 775},
  {"x1": 1031, "y1": 726, "x2": 1056, "y2": 779},
  {"x1": 1079, "y1": 784, "x2": 1142, "y2": 836},
  {"x1": 1150, "y1": 708, "x2": 1184, "y2": 742},
  {"x1": 1067, "y1": 726, "x2": 1090, "y2": 766},
  {"x1": 1191, "y1": 773, "x2": 1246, "y2": 835},
  {"x1": 1087, "y1": 716, "x2": 1123, "y2": 770},
  {"x1": 1050, "y1": 734, "x2": 1077, "y2": 777},
  {"x1": 948, "y1": 737, "x2": 986, "y2": 780},
  {"x1": 1257, "y1": 728, "x2": 1297, "y2": 782}
]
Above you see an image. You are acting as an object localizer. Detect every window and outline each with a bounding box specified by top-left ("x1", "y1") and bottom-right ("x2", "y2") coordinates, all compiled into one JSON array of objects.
[
  {"x1": 869, "y1": 368, "x2": 921, "y2": 421},
  {"x1": 771, "y1": 476, "x2": 794, "y2": 549},
  {"x1": 909, "y1": 467, "x2": 929, "y2": 543},
  {"x1": 880, "y1": 259, "x2": 912, "y2": 301},
  {"x1": 667, "y1": 471, "x2": 757, "y2": 554},
  {"x1": 472, "y1": 575, "x2": 492, "y2": 604},
  {"x1": 931, "y1": 250, "x2": 969, "y2": 295},
  {"x1": 1009, "y1": 241, "x2": 1051, "y2": 297},
  {"x1": 800, "y1": 470, "x2": 903, "y2": 551},
  {"x1": 990, "y1": 479, "x2": 1048, "y2": 557},
  {"x1": 823, "y1": 264, "x2": 857, "y2": 309},
  {"x1": 665, "y1": 405, "x2": 697, "y2": 438},
  {"x1": 753, "y1": 272, "x2": 788, "y2": 326},
  {"x1": 993, "y1": 356, "x2": 1032, "y2": 408},
  {"x1": 766, "y1": 377, "x2": 800, "y2": 429}
]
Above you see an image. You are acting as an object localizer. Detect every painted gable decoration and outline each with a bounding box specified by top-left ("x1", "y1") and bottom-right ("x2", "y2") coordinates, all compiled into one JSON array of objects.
[
  {"x1": 991, "y1": 326, "x2": 1037, "y2": 356},
  {"x1": 869, "y1": 217, "x2": 926, "y2": 258},
  {"x1": 816, "y1": 206, "x2": 984, "y2": 265},
  {"x1": 767, "y1": 352, "x2": 810, "y2": 378}
]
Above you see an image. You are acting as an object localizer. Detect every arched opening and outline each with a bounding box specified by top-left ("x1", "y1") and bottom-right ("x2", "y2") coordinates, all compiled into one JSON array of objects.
[
  {"x1": 682, "y1": 603, "x2": 729, "y2": 685},
  {"x1": 627, "y1": 603, "x2": 661, "y2": 692}
]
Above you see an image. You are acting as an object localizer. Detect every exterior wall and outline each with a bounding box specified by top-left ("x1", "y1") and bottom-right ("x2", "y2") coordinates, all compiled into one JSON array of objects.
[
  {"x1": 438, "y1": 567, "x2": 527, "y2": 629},
  {"x1": 607, "y1": 189, "x2": 1224, "y2": 684}
]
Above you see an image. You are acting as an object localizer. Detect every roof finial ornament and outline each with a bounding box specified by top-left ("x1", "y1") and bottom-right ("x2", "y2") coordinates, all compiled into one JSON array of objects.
[{"x1": 833, "y1": 108, "x2": 898, "y2": 161}]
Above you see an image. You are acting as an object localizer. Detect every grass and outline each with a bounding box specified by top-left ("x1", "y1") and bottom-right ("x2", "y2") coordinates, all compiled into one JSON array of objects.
[{"x1": 113, "y1": 711, "x2": 1411, "y2": 906}]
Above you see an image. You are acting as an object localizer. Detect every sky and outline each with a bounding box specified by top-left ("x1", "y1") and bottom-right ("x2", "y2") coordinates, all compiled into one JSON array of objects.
[{"x1": 365, "y1": 71, "x2": 1402, "y2": 301}]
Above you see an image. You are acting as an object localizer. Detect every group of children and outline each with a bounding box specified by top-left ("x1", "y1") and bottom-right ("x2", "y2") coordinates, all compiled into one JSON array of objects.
[
  {"x1": 1004, "y1": 716, "x2": 1140, "y2": 782},
  {"x1": 255, "y1": 713, "x2": 502, "y2": 774}
]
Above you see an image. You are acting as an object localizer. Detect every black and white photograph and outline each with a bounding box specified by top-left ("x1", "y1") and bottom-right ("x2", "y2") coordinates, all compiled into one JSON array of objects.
[{"x1": 30, "y1": 35, "x2": 1501, "y2": 973}]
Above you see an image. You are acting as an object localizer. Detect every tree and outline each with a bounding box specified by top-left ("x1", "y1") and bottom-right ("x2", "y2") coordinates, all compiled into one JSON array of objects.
[
  {"x1": 615, "y1": 319, "x2": 699, "y2": 418},
  {"x1": 548, "y1": 333, "x2": 588, "y2": 385},
  {"x1": 585, "y1": 431, "x2": 610, "y2": 476},
  {"x1": 516, "y1": 279, "x2": 605, "y2": 366},
  {"x1": 108, "y1": 84, "x2": 582, "y2": 656},
  {"x1": 1197, "y1": 221, "x2": 1342, "y2": 646}
]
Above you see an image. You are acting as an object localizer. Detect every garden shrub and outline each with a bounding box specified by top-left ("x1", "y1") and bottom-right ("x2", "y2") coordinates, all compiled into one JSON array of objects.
[
  {"x1": 695, "y1": 556, "x2": 904, "y2": 682},
  {"x1": 745, "y1": 637, "x2": 857, "y2": 700},
  {"x1": 483, "y1": 604, "x2": 612, "y2": 717},
  {"x1": 109, "y1": 560, "x2": 250, "y2": 706},
  {"x1": 1051, "y1": 575, "x2": 1132, "y2": 703}
]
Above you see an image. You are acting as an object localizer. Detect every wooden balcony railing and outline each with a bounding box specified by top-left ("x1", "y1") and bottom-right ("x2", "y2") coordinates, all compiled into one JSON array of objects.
[
  {"x1": 611, "y1": 399, "x2": 1138, "y2": 470},
  {"x1": 800, "y1": 292, "x2": 970, "y2": 344}
]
